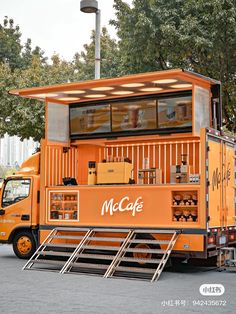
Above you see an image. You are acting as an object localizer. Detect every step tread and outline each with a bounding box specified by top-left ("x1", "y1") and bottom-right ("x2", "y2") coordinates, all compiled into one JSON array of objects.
[
  {"x1": 115, "y1": 266, "x2": 155, "y2": 274},
  {"x1": 44, "y1": 243, "x2": 78, "y2": 249},
  {"x1": 82, "y1": 245, "x2": 119, "y2": 251},
  {"x1": 78, "y1": 253, "x2": 115, "y2": 260},
  {"x1": 130, "y1": 239, "x2": 170, "y2": 244},
  {"x1": 30, "y1": 259, "x2": 65, "y2": 266},
  {"x1": 87, "y1": 237, "x2": 125, "y2": 242},
  {"x1": 119, "y1": 257, "x2": 162, "y2": 263},
  {"x1": 125, "y1": 248, "x2": 167, "y2": 254},
  {"x1": 50, "y1": 235, "x2": 84, "y2": 240},
  {"x1": 37, "y1": 251, "x2": 72, "y2": 257},
  {"x1": 70, "y1": 262, "x2": 108, "y2": 270},
  {"x1": 134, "y1": 229, "x2": 180, "y2": 234}
]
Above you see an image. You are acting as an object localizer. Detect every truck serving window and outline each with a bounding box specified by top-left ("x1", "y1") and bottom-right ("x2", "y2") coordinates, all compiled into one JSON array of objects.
[{"x1": 2, "y1": 179, "x2": 31, "y2": 208}]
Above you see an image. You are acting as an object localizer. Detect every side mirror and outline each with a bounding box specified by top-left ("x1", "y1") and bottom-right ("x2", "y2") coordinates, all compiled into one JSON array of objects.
[{"x1": 0, "y1": 209, "x2": 5, "y2": 215}]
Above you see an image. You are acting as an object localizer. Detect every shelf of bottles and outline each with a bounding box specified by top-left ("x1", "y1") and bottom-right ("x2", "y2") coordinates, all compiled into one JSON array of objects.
[{"x1": 49, "y1": 191, "x2": 79, "y2": 221}]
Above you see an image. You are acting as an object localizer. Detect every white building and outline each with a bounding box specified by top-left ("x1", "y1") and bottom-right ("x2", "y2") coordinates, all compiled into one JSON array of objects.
[{"x1": 0, "y1": 134, "x2": 39, "y2": 168}]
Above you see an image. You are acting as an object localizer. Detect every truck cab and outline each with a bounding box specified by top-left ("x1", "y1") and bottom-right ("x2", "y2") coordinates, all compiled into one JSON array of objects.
[{"x1": 0, "y1": 153, "x2": 40, "y2": 258}]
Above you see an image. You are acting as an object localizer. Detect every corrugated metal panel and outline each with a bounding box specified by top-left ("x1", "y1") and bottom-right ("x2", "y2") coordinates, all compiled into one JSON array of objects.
[
  {"x1": 45, "y1": 146, "x2": 78, "y2": 186},
  {"x1": 104, "y1": 140, "x2": 200, "y2": 184}
]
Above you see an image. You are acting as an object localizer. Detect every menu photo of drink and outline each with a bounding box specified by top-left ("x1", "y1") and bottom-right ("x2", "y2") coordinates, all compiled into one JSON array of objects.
[
  {"x1": 158, "y1": 96, "x2": 192, "y2": 129},
  {"x1": 112, "y1": 100, "x2": 157, "y2": 132},
  {"x1": 70, "y1": 104, "x2": 111, "y2": 135}
]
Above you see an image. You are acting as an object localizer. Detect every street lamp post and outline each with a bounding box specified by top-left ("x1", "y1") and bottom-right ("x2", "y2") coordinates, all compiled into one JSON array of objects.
[{"x1": 80, "y1": 0, "x2": 101, "y2": 79}]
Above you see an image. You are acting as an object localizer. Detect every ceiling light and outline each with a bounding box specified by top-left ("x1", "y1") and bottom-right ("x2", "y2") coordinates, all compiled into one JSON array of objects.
[
  {"x1": 30, "y1": 93, "x2": 58, "y2": 98},
  {"x1": 64, "y1": 90, "x2": 85, "y2": 94},
  {"x1": 111, "y1": 91, "x2": 134, "y2": 95},
  {"x1": 120, "y1": 83, "x2": 145, "y2": 88},
  {"x1": 152, "y1": 79, "x2": 178, "y2": 84},
  {"x1": 139, "y1": 87, "x2": 163, "y2": 92},
  {"x1": 85, "y1": 94, "x2": 107, "y2": 98},
  {"x1": 170, "y1": 84, "x2": 192, "y2": 89},
  {"x1": 91, "y1": 86, "x2": 114, "y2": 91},
  {"x1": 58, "y1": 97, "x2": 80, "y2": 101}
]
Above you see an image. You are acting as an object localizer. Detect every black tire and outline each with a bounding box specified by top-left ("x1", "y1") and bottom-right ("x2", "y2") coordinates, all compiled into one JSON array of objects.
[{"x1": 12, "y1": 230, "x2": 36, "y2": 259}]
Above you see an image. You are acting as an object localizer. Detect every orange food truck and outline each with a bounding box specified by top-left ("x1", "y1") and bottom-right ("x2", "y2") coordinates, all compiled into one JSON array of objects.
[{"x1": 0, "y1": 69, "x2": 235, "y2": 281}]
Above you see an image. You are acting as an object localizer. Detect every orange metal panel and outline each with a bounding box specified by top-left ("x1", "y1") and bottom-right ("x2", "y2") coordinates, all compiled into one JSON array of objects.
[
  {"x1": 44, "y1": 185, "x2": 203, "y2": 228},
  {"x1": 224, "y1": 144, "x2": 235, "y2": 226}
]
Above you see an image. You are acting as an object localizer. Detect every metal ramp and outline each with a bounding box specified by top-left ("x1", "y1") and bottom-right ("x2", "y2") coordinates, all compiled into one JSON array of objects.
[{"x1": 23, "y1": 227, "x2": 180, "y2": 282}]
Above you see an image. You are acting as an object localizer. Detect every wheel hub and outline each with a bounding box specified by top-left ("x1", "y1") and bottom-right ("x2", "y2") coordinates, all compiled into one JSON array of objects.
[
  {"x1": 17, "y1": 236, "x2": 32, "y2": 255},
  {"x1": 133, "y1": 243, "x2": 152, "y2": 264}
]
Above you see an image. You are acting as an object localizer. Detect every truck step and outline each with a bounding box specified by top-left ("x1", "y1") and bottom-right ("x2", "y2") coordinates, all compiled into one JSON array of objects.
[
  {"x1": 70, "y1": 262, "x2": 108, "y2": 270},
  {"x1": 115, "y1": 266, "x2": 155, "y2": 274},
  {"x1": 78, "y1": 253, "x2": 115, "y2": 260},
  {"x1": 125, "y1": 248, "x2": 166, "y2": 254},
  {"x1": 134, "y1": 229, "x2": 181, "y2": 234},
  {"x1": 82, "y1": 245, "x2": 119, "y2": 251},
  {"x1": 49, "y1": 235, "x2": 84, "y2": 240},
  {"x1": 37, "y1": 251, "x2": 72, "y2": 257},
  {"x1": 30, "y1": 259, "x2": 65, "y2": 266},
  {"x1": 44, "y1": 243, "x2": 78, "y2": 249},
  {"x1": 119, "y1": 257, "x2": 162, "y2": 264},
  {"x1": 86, "y1": 236, "x2": 125, "y2": 242},
  {"x1": 129, "y1": 239, "x2": 170, "y2": 244}
]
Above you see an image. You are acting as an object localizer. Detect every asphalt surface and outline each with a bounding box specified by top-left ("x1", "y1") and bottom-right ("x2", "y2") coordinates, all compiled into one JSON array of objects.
[{"x1": 0, "y1": 244, "x2": 236, "y2": 314}]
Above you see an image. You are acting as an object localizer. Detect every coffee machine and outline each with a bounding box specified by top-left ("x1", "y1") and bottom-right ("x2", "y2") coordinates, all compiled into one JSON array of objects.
[{"x1": 170, "y1": 154, "x2": 189, "y2": 184}]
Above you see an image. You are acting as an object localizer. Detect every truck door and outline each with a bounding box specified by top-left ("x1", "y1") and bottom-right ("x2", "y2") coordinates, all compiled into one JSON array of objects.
[
  {"x1": 0, "y1": 178, "x2": 32, "y2": 242},
  {"x1": 208, "y1": 136, "x2": 235, "y2": 231},
  {"x1": 223, "y1": 142, "x2": 235, "y2": 227}
]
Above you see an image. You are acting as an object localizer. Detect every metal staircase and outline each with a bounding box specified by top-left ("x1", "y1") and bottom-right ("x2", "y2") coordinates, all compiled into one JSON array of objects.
[{"x1": 23, "y1": 227, "x2": 180, "y2": 282}]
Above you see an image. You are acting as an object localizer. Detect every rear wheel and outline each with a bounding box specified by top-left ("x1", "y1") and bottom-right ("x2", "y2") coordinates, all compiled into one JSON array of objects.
[
  {"x1": 125, "y1": 234, "x2": 161, "y2": 267},
  {"x1": 13, "y1": 231, "x2": 36, "y2": 259}
]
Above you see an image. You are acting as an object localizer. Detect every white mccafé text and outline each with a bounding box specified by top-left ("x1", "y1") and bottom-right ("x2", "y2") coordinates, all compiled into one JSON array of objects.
[{"x1": 101, "y1": 196, "x2": 144, "y2": 217}]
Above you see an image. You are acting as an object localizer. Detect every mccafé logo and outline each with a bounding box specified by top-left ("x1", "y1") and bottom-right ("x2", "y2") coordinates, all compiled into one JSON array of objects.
[{"x1": 101, "y1": 196, "x2": 144, "y2": 217}]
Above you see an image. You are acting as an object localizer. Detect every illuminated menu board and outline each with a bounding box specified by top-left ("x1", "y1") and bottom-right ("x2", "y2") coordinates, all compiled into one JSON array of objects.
[
  {"x1": 70, "y1": 104, "x2": 111, "y2": 134},
  {"x1": 158, "y1": 96, "x2": 192, "y2": 128},
  {"x1": 69, "y1": 94, "x2": 192, "y2": 137},
  {"x1": 112, "y1": 100, "x2": 157, "y2": 132}
]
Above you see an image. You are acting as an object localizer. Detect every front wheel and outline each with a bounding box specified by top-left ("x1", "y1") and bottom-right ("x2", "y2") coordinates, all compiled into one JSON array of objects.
[{"x1": 13, "y1": 231, "x2": 36, "y2": 259}]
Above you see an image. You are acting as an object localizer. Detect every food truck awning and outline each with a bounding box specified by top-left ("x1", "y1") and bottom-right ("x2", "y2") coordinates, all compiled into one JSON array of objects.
[{"x1": 9, "y1": 69, "x2": 220, "y2": 105}]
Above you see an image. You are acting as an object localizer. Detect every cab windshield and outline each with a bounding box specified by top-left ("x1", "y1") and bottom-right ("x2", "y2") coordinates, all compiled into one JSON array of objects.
[{"x1": 2, "y1": 179, "x2": 31, "y2": 208}]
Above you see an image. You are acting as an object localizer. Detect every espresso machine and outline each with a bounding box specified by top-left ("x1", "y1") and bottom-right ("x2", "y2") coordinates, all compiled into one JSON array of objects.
[
  {"x1": 170, "y1": 154, "x2": 189, "y2": 184},
  {"x1": 88, "y1": 161, "x2": 97, "y2": 185}
]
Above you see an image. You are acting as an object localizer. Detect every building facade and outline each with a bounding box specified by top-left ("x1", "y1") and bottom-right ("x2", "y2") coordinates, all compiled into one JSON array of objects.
[{"x1": 0, "y1": 134, "x2": 39, "y2": 168}]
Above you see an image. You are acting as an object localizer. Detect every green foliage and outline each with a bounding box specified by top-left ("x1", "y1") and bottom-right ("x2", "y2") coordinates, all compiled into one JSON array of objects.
[
  {"x1": 0, "y1": 17, "x2": 119, "y2": 141},
  {"x1": 0, "y1": 17, "x2": 22, "y2": 70},
  {"x1": 112, "y1": 0, "x2": 236, "y2": 132}
]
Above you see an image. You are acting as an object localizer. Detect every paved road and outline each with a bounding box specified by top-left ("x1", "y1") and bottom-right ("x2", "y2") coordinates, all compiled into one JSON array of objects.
[{"x1": 0, "y1": 244, "x2": 235, "y2": 314}]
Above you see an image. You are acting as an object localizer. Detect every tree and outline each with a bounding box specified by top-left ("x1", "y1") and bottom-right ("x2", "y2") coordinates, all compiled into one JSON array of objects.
[
  {"x1": 0, "y1": 17, "x2": 120, "y2": 141},
  {"x1": 0, "y1": 16, "x2": 22, "y2": 70},
  {"x1": 112, "y1": 0, "x2": 236, "y2": 132}
]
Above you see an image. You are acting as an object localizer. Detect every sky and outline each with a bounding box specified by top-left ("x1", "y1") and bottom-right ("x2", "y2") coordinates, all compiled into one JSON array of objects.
[{"x1": 1, "y1": 0, "x2": 132, "y2": 61}]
